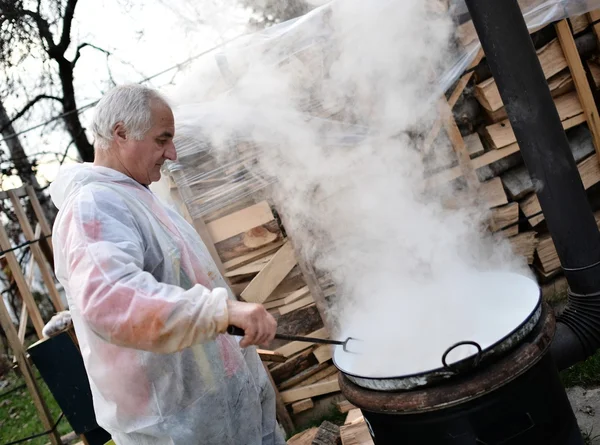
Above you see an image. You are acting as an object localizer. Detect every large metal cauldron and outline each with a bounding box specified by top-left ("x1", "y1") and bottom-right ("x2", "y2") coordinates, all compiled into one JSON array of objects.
[{"x1": 338, "y1": 305, "x2": 584, "y2": 444}]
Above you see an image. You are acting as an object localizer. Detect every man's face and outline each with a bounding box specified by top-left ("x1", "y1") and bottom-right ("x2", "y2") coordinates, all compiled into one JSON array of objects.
[{"x1": 114, "y1": 99, "x2": 177, "y2": 185}]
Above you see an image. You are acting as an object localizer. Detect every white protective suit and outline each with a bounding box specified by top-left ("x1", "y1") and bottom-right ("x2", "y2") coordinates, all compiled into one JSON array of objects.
[{"x1": 50, "y1": 163, "x2": 286, "y2": 445}]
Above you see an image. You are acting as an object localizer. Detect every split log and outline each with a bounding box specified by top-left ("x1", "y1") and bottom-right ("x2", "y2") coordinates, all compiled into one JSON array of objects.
[
  {"x1": 485, "y1": 91, "x2": 584, "y2": 149},
  {"x1": 206, "y1": 201, "x2": 274, "y2": 243},
  {"x1": 464, "y1": 133, "x2": 485, "y2": 157},
  {"x1": 340, "y1": 421, "x2": 374, "y2": 445},
  {"x1": 223, "y1": 240, "x2": 285, "y2": 271},
  {"x1": 277, "y1": 305, "x2": 324, "y2": 337},
  {"x1": 312, "y1": 421, "x2": 341, "y2": 445},
  {"x1": 337, "y1": 400, "x2": 357, "y2": 414},
  {"x1": 345, "y1": 409, "x2": 364, "y2": 426},
  {"x1": 313, "y1": 345, "x2": 334, "y2": 364},
  {"x1": 570, "y1": 14, "x2": 590, "y2": 34},
  {"x1": 489, "y1": 202, "x2": 519, "y2": 232},
  {"x1": 475, "y1": 39, "x2": 567, "y2": 112},
  {"x1": 215, "y1": 221, "x2": 283, "y2": 262},
  {"x1": 271, "y1": 348, "x2": 319, "y2": 385},
  {"x1": 257, "y1": 349, "x2": 287, "y2": 363},
  {"x1": 521, "y1": 151, "x2": 600, "y2": 226},
  {"x1": 279, "y1": 296, "x2": 315, "y2": 315},
  {"x1": 288, "y1": 428, "x2": 318, "y2": 445},
  {"x1": 276, "y1": 327, "x2": 328, "y2": 357},
  {"x1": 508, "y1": 232, "x2": 538, "y2": 265},
  {"x1": 295, "y1": 365, "x2": 338, "y2": 389},
  {"x1": 281, "y1": 377, "x2": 340, "y2": 404},
  {"x1": 292, "y1": 398, "x2": 315, "y2": 414},
  {"x1": 279, "y1": 362, "x2": 331, "y2": 391}
]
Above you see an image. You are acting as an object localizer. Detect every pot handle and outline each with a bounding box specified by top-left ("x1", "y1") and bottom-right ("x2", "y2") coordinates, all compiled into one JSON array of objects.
[{"x1": 442, "y1": 341, "x2": 483, "y2": 374}]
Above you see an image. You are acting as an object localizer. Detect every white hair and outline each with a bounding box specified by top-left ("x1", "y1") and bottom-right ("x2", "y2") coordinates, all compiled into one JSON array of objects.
[{"x1": 91, "y1": 84, "x2": 169, "y2": 150}]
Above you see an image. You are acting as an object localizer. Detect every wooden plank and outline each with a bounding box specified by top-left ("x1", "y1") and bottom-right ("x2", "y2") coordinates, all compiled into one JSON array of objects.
[
  {"x1": 241, "y1": 241, "x2": 298, "y2": 303},
  {"x1": 537, "y1": 233, "x2": 562, "y2": 273},
  {"x1": 257, "y1": 349, "x2": 287, "y2": 363},
  {"x1": 18, "y1": 231, "x2": 38, "y2": 344},
  {"x1": 25, "y1": 186, "x2": 53, "y2": 254},
  {"x1": 296, "y1": 365, "x2": 338, "y2": 388},
  {"x1": 263, "y1": 297, "x2": 288, "y2": 310},
  {"x1": 475, "y1": 38, "x2": 567, "y2": 112},
  {"x1": 279, "y1": 295, "x2": 314, "y2": 315},
  {"x1": 224, "y1": 253, "x2": 275, "y2": 278},
  {"x1": 284, "y1": 285, "x2": 310, "y2": 305},
  {"x1": 222, "y1": 240, "x2": 285, "y2": 271},
  {"x1": 278, "y1": 362, "x2": 331, "y2": 391},
  {"x1": 206, "y1": 201, "x2": 274, "y2": 243},
  {"x1": 0, "y1": 185, "x2": 27, "y2": 201},
  {"x1": 556, "y1": 19, "x2": 600, "y2": 158},
  {"x1": 271, "y1": 348, "x2": 318, "y2": 384},
  {"x1": 281, "y1": 378, "x2": 340, "y2": 404},
  {"x1": 313, "y1": 344, "x2": 334, "y2": 364},
  {"x1": 275, "y1": 327, "x2": 328, "y2": 357},
  {"x1": 464, "y1": 133, "x2": 485, "y2": 158},
  {"x1": 8, "y1": 190, "x2": 64, "y2": 312},
  {"x1": 0, "y1": 224, "x2": 45, "y2": 338},
  {"x1": 485, "y1": 91, "x2": 583, "y2": 149},
  {"x1": 262, "y1": 362, "x2": 295, "y2": 436},
  {"x1": 440, "y1": 99, "x2": 479, "y2": 190},
  {"x1": 291, "y1": 398, "x2": 314, "y2": 414},
  {"x1": 0, "y1": 293, "x2": 61, "y2": 445}
]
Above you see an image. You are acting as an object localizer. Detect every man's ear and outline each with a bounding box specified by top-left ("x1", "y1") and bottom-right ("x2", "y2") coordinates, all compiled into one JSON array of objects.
[{"x1": 113, "y1": 122, "x2": 127, "y2": 145}]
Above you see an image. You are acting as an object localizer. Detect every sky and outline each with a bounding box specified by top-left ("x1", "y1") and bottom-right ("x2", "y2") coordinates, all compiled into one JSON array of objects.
[{"x1": 1, "y1": 0, "x2": 257, "y2": 190}]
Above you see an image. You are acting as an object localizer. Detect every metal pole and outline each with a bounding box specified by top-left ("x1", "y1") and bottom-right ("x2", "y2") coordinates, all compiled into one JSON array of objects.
[{"x1": 463, "y1": 0, "x2": 600, "y2": 369}]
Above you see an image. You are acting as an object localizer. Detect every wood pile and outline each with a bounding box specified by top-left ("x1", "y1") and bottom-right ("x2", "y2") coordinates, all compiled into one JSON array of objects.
[{"x1": 162, "y1": 6, "x2": 600, "y2": 439}]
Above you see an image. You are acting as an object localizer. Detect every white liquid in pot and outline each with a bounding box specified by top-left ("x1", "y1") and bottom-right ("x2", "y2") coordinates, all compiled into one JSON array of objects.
[{"x1": 333, "y1": 271, "x2": 540, "y2": 378}]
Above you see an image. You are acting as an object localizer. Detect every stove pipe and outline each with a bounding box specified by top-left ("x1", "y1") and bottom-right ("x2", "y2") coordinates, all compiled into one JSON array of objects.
[{"x1": 463, "y1": 0, "x2": 600, "y2": 371}]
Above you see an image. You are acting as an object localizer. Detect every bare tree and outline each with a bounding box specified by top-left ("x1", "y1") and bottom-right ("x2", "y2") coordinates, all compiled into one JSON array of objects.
[
  {"x1": 0, "y1": 0, "x2": 107, "y2": 162},
  {"x1": 241, "y1": 0, "x2": 312, "y2": 27}
]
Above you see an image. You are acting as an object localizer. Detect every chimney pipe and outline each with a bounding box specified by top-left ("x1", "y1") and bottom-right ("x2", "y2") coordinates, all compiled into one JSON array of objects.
[{"x1": 463, "y1": 0, "x2": 600, "y2": 370}]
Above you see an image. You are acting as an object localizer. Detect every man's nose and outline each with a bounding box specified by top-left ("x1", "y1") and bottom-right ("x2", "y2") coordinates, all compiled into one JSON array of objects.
[{"x1": 164, "y1": 142, "x2": 177, "y2": 161}]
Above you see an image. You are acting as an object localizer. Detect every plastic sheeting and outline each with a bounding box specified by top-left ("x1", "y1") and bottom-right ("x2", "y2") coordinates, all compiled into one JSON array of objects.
[
  {"x1": 165, "y1": 0, "x2": 600, "y2": 219},
  {"x1": 50, "y1": 163, "x2": 285, "y2": 445}
]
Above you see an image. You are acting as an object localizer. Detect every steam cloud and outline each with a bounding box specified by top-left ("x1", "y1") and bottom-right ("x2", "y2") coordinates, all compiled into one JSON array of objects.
[{"x1": 168, "y1": 0, "x2": 535, "y2": 376}]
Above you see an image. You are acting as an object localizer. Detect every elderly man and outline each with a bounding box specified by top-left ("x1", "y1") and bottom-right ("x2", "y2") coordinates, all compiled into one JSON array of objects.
[{"x1": 50, "y1": 84, "x2": 285, "y2": 445}]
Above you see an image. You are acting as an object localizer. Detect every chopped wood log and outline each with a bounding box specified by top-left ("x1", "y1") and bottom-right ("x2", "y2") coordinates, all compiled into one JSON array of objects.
[
  {"x1": 215, "y1": 221, "x2": 282, "y2": 262},
  {"x1": 508, "y1": 232, "x2": 538, "y2": 265},
  {"x1": 480, "y1": 177, "x2": 508, "y2": 209},
  {"x1": 263, "y1": 297, "x2": 288, "y2": 310},
  {"x1": 206, "y1": 201, "x2": 274, "y2": 243},
  {"x1": 570, "y1": 14, "x2": 590, "y2": 34},
  {"x1": 313, "y1": 345, "x2": 334, "y2": 364},
  {"x1": 225, "y1": 253, "x2": 275, "y2": 277},
  {"x1": 258, "y1": 349, "x2": 287, "y2": 363},
  {"x1": 281, "y1": 378, "x2": 341, "y2": 404},
  {"x1": 279, "y1": 362, "x2": 331, "y2": 391},
  {"x1": 312, "y1": 421, "x2": 341, "y2": 445},
  {"x1": 475, "y1": 39, "x2": 567, "y2": 112},
  {"x1": 345, "y1": 409, "x2": 364, "y2": 426},
  {"x1": 296, "y1": 366, "x2": 338, "y2": 388},
  {"x1": 277, "y1": 305, "x2": 324, "y2": 337},
  {"x1": 536, "y1": 233, "x2": 562, "y2": 274},
  {"x1": 337, "y1": 400, "x2": 357, "y2": 414},
  {"x1": 276, "y1": 327, "x2": 328, "y2": 357},
  {"x1": 464, "y1": 133, "x2": 485, "y2": 158},
  {"x1": 490, "y1": 202, "x2": 519, "y2": 232},
  {"x1": 485, "y1": 91, "x2": 584, "y2": 149},
  {"x1": 500, "y1": 225, "x2": 520, "y2": 237},
  {"x1": 223, "y1": 240, "x2": 285, "y2": 271},
  {"x1": 279, "y1": 296, "x2": 315, "y2": 315},
  {"x1": 340, "y1": 421, "x2": 374, "y2": 445},
  {"x1": 271, "y1": 348, "x2": 319, "y2": 385},
  {"x1": 288, "y1": 428, "x2": 318, "y2": 445},
  {"x1": 242, "y1": 241, "x2": 298, "y2": 303},
  {"x1": 292, "y1": 398, "x2": 315, "y2": 414},
  {"x1": 521, "y1": 152, "x2": 600, "y2": 226}
]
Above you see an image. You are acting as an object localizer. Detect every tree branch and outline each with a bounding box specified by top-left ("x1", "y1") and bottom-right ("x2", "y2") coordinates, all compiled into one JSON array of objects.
[
  {"x1": 0, "y1": 94, "x2": 62, "y2": 133},
  {"x1": 21, "y1": 8, "x2": 58, "y2": 56},
  {"x1": 72, "y1": 42, "x2": 111, "y2": 67},
  {"x1": 59, "y1": 0, "x2": 79, "y2": 52}
]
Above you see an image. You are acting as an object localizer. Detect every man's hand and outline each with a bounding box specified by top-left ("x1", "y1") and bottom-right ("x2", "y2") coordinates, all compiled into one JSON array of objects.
[{"x1": 226, "y1": 300, "x2": 277, "y2": 348}]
